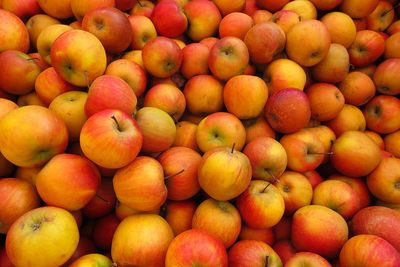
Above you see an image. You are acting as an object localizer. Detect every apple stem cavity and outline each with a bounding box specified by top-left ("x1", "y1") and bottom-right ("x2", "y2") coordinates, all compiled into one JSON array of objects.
[
  {"x1": 111, "y1": 115, "x2": 122, "y2": 132},
  {"x1": 164, "y1": 169, "x2": 185, "y2": 180},
  {"x1": 264, "y1": 255, "x2": 269, "y2": 267},
  {"x1": 262, "y1": 183, "x2": 271, "y2": 193},
  {"x1": 231, "y1": 143, "x2": 236, "y2": 154},
  {"x1": 382, "y1": 3, "x2": 400, "y2": 17},
  {"x1": 95, "y1": 194, "x2": 111, "y2": 204},
  {"x1": 136, "y1": 0, "x2": 143, "y2": 7}
]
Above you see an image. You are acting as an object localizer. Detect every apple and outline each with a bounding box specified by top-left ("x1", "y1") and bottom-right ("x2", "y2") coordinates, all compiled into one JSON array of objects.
[
  {"x1": 291, "y1": 205, "x2": 348, "y2": 259},
  {"x1": 338, "y1": 71, "x2": 376, "y2": 106},
  {"x1": 0, "y1": 9, "x2": 30, "y2": 53},
  {"x1": 62, "y1": 236, "x2": 96, "y2": 267},
  {"x1": 252, "y1": 10, "x2": 273, "y2": 24},
  {"x1": 285, "y1": 252, "x2": 332, "y2": 267},
  {"x1": 173, "y1": 121, "x2": 199, "y2": 151},
  {"x1": 165, "y1": 229, "x2": 228, "y2": 267},
  {"x1": 158, "y1": 146, "x2": 202, "y2": 201},
  {"x1": 0, "y1": 105, "x2": 68, "y2": 167},
  {"x1": 0, "y1": 98, "x2": 18, "y2": 119},
  {"x1": 192, "y1": 198, "x2": 241, "y2": 248},
  {"x1": 6, "y1": 206, "x2": 79, "y2": 267},
  {"x1": 228, "y1": 240, "x2": 283, "y2": 267},
  {"x1": 127, "y1": 15, "x2": 157, "y2": 50},
  {"x1": 263, "y1": 58, "x2": 307, "y2": 95},
  {"x1": 151, "y1": 0, "x2": 187, "y2": 38},
  {"x1": 385, "y1": 130, "x2": 400, "y2": 158},
  {"x1": 309, "y1": 0, "x2": 342, "y2": 10},
  {"x1": 198, "y1": 146, "x2": 251, "y2": 201},
  {"x1": 208, "y1": 37, "x2": 249, "y2": 81},
  {"x1": 373, "y1": 58, "x2": 400, "y2": 95},
  {"x1": 0, "y1": 178, "x2": 40, "y2": 233},
  {"x1": 282, "y1": 0, "x2": 318, "y2": 20},
  {"x1": 275, "y1": 171, "x2": 313, "y2": 215},
  {"x1": 243, "y1": 115, "x2": 276, "y2": 145},
  {"x1": 2, "y1": 0, "x2": 42, "y2": 20},
  {"x1": 364, "y1": 130, "x2": 385, "y2": 149},
  {"x1": 50, "y1": 29, "x2": 107, "y2": 87},
  {"x1": 69, "y1": 254, "x2": 113, "y2": 267},
  {"x1": 82, "y1": 7, "x2": 132, "y2": 54},
  {"x1": 340, "y1": 0, "x2": 379, "y2": 18},
  {"x1": 237, "y1": 180, "x2": 285, "y2": 229},
  {"x1": 37, "y1": 0, "x2": 74, "y2": 19},
  {"x1": 286, "y1": 19, "x2": 331, "y2": 67},
  {"x1": 326, "y1": 104, "x2": 366, "y2": 136},
  {"x1": 264, "y1": 88, "x2": 311, "y2": 134},
  {"x1": 348, "y1": 30, "x2": 385, "y2": 67},
  {"x1": 303, "y1": 170, "x2": 324, "y2": 189},
  {"x1": 142, "y1": 36, "x2": 182, "y2": 78},
  {"x1": 239, "y1": 224, "x2": 275, "y2": 245},
  {"x1": 363, "y1": 95, "x2": 400, "y2": 134},
  {"x1": 339, "y1": 234, "x2": 400, "y2": 266},
  {"x1": 0, "y1": 50, "x2": 41, "y2": 95},
  {"x1": 180, "y1": 42, "x2": 210, "y2": 79},
  {"x1": 270, "y1": 10, "x2": 300, "y2": 35},
  {"x1": 321, "y1": 11, "x2": 356, "y2": 49},
  {"x1": 71, "y1": 0, "x2": 115, "y2": 21},
  {"x1": 213, "y1": 0, "x2": 245, "y2": 16},
  {"x1": 219, "y1": 12, "x2": 254, "y2": 40},
  {"x1": 367, "y1": 0, "x2": 395, "y2": 31},
  {"x1": 331, "y1": 130, "x2": 382, "y2": 177},
  {"x1": 130, "y1": 0, "x2": 154, "y2": 17},
  {"x1": 17, "y1": 92, "x2": 46, "y2": 107},
  {"x1": 112, "y1": 214, "x2": 174, "y2": 266},
  {"x1": 80, "y1": 109, "x2": 143, "y2": 169},
  {"x1": 82, "y1": 178, "x2": 116, "y2": 218},
  {"x1": 256, "y1": 0, "x2": 290, "y2": 12},
  {"x1": 116, "y1": 0, "x2": 135, "y2": 11},
  {"x1": 350, "y1": 206, "x2": 400, "y2": 252},
  {"x1": 273, "y1": 240, "x2": 297, "y2": 265},
  {"x1": 92, "y1": 213, "x2": 120, "y2": 251},
  {"x1": 164, "y1": 200, "x2": 197, "y2": 236},
  {"x1": 273, "y1": 216, "x2": 292, "y2": 241},
  {"x1": 0, "y1": 245, "x2": 13, "y2": 267},
  {"x1": 135, "y1": 106, "x2": 176, "y2": 153},
  {"x1": 243, "y1": 136, "x2": 287, "y2": 182},
  {"x1": 144, "y1": 83, "x2": 186, "y2": 122},
  {"x1": 183, "y1": 75, "x2": 224, "y2": 115},
  {"x1": 183, "y1": 0, "x2": 222, "y2": 41},
  {"x1": 385, "y1": 32, "x2": 400, "y2": 59},
  {"x1": 244, "y1": 22, "x2": 286, "y2": 64}
]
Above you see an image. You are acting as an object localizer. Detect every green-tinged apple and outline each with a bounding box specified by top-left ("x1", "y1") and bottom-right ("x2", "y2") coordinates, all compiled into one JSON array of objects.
[
  {"x1": 286, "y1": 19, "x2": 331, "y2": 67},
  {"x1": 164, "y1": 200, "x2": 197, "y2": 236},
  {"x1": 6, "y1": 206, "x2": 79, "y2": 267},
  {"x1": 69, "y1": 253, "x2": 113, "y2": 267},
  {"x1": 85, "y1": 75, "x2": 137, "y2": 117},
  {"x1": 80, "y1": 109, "x2": 143, "y2": 169},
  {"x1": 37, "y1": 0, "x2": 73, "y2": 19},
  {"x1": 144, "y1": 83, "x2": 186, "y2": 122},
  {"x1": 198, "y1": 146, "x2": 252, "y2": 201},
  {"x1": 82, "y1": 179, "x2": 116, "y2": 219},
  {"x1": 243, "y1": 136, "x2": 287, "y2": 182},
  {"x1": 363, "y1": 95, "x2": 400, "y2": 134},
  {"x1": 263, "y1": 58, "x2": 306, "y2": 95},
  {"x1": 112, "y1": 214, "x2": 174, "y2": 266},
  {"x1": 291, "y1": 205, "x2": 348, "y2": 259},
  {"x1": 135, "y1": 106, "x2": 176, "y2": 153},
  {"x1": 26, "y1": 14, "x2": 60, "y2": 50},
  {"x1": 208, "y1": 37, "x2": 249, "y2": 81},
  {"x1": 237, "y1": 180, "x2": 285, "y2": 228},
  {"x1": 82, "y1": 7, "x2": 132, "y2": 54},
  {"x1": 0, "y1": 105, "x2": 68, "y2": 167},
  {"x1": 105, "y1": 58, "x2": 147, "y2": 97},
  {"x1": 0, "y1": 178, "x2": 40, "y2": 233},
  {"x1": 219, "y1": 12, "x2": 254, "y2": 40},
  {"x1": 239, "y1": 225, "x2": 275, "y2": 245},
  {"x1": 113, "y1": 156, "x2": 167, "y2": 211},
  {"x1": 180, "y1": 42, "x2": 210, "y2": 79},
  {"x1": 0, "y1": 50, "x2": 41, "y2": 95},
  {"x1": 339, "y1": 234, "x2": 400, "y2": 267},
  {"x1": 35, "y1": 153, "x2": 101, "y2": 211},
  {"x1": 321, "y1": 11, "x2": 356, "y2": 49},
  {"x1": 223, "y1": 75, "x2": 268, "y2": 119},
  {"x1": 244, "y1": 22, "x2": 286, "y2": 64},
  {"x1": 192, "y1": 198, "x2": 241, "y2": 248},
  {"x1": 92, "y1": 214, "x2": 120, "y2": 250},
  {"x1": 0, "y1": 9, "x2": 29, "y2": 52},
  {"x1": 373, "y1": 58, "x2": 400, "y2": 95},
  {"x1": 265, "y1": 88, "x2": 311, "y2": 134},
  {"x1": 158, "y1": 146, "x2": 201, "y2": 200},
  {"x1": 71, "y1": 0, "x2": 115, "y2": 21},
  {"x1": 228, "y1": 240, "x2": 283, "y2": 267},
  {"x1": 285, "y1": 252, "x2": 332, "y2": 267},
  {"x1": 348, "y1": 30, "x2": 385, "y2": 67},
  {"x1": 275, "y1": 171, "x2": 313, "y2": 215},
  {"x1": 50, "y1": 29, "x2": 107, "y2": 87},
  {"x1": 350, "y1": 206, "x2": 400, "y2": 252},
  {"x1": 36, "y1": 24, "x2": 72, "y2": 65},
  {"x1": 151, "y1": 0, "x2": 187, "y2": 38},
  {"x1": 142, "y1": 36, "x2": 182, "y2": 78},
  {"x1": 128, "y1": 15, "x2": 157, "y2": 50},
  {"x1": 183, "y1": 75, "x2": 224, "y2": 115},
  {"x1": 331, "y1": 130, "x2": 382, "y2": 177},
  {"x1": 165, "y1": 229, "x2": 228, "y2": 267}
]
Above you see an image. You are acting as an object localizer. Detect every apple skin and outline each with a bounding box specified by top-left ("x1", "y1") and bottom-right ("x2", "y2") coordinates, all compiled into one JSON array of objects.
[
  {"x1": 165, "y1": 229, "x2": 228, "y2": 267},
  {"x1": 338, "y1": 71, "x2": 376, "y2": 106},
  {"x1": 128, "y1": 15, "x2": 157, "y2": 50},
  {"x1": 0, "y1": 9, "x2": 30, "y2": 53},
  {"x1": 82, "y1": 7, "x2": 132, "y2": 54},
  {"x1": 112, "y1": 214, "x2": 174, "y2": 267},
  {"x1": 82, "y1": 178, "x2": 116, "y2": 219},
  {"x1": 80, "y1": 109, "x2": 143, "y2": 169},
  {"x1": 239, "y1": 224, "x2": 275, "y2": 245},
  {"x1": 164, "y1": 200, "x2": 197, "y2": 236},
  {"x1": 236, "y1": 180, "x2": 285, "y2": 229},
  {"x1": 68, "y1": 253, "x2": 113, "y2": 267},
  {"x1": 130, "y1": 0, "x2": 154, "y2": 17},
  {"x1": 373, "y1": 58, "x2": 400, "y2": 95},
  {"x1": 0, "y1": 98, "x2": 18, "y2": 120},
  {"x1": 6, "y1": 206, "x2": 80, "y2": 267},
  {"x1": 71, "y1": 0, "x2": 115, "y2": 21},
  {"x1": 331, "y1": 130, "x2": 382, "y2": 177},
  {"x1": 273, "y1": 240, "x2": 297, "y2": 265},
  {"x1": 0, "y1": 50, "x2": 41, "y2": 95},
  {"x1": 180, "y1": 42, "x2": 210, "y2": 79},
  {"x1": 142, "y1": 36, "x2": 183, "y2": 78},
  {"x1": 384, "y1": 32, "x2": 400, "y2": 59},
  {"x1": 208, "y1": 37, "x2": 249, "y2": 81},
  {"x1": 192, "y1": 198, "x2": 241, "y2": 248},
  {"x1": 363, "y1": 95, "x2": 400, "y2": 134},
  {"x1": 0, "y1": 178, "x2": 40, "y2": 233},
  {"x1": 0, "y1": 105, "x2": 69, "y2": 167},
  {"x1": 285, "y1": 252, "x2": 332, "y2": 267},
  {"x1": 243, "y1": 136, "x2": 287, "y2": 182},
  {"x1": 291, "y1": 205, "x2": 349, "y2": 259},
  {"x1": 0, "y1": 245, "x2": 13, "y2": 267},
  {"x1": 339, "y1": 234, "x2": 400, "y2": 267},
  {"x1": 326, "y1": 104, "x2": 366, "y2": 136},
  {"x1": 367, "y1": 0, "x2": 395, "y2": 32},
  {"x1": 384, "y1": 130, "x2": 400, "y2": 158},
  {"x1": 219, "y1": 12, "x2": 254, "y2": 40},
  {"x1": 92, "y1": 213, "x2": 120, "y2": 251},
  {"x1": 340, "y1": 0, "x2": 379, "y2": 19},
  {"x1": 61, "y1": 236, "x2": 96, "y2": 267},
  {"x1": 173, "y1": 121, "x2": 199, "y2": 151},
  {"x1": 228, "y1": 240, "x2": 283, "y2": 267},
  {"x1": 151, "y1": 0, "x2": 187, "y2": 38},
  {"x1": 35, "y1": 153, "x2": 101, "y2": 211},
  {"x1": 243, "y1": 116, "x2": 276, "y2": 145},
  {"x1": 309, "y1": 0, "x2": 342, "y2": 10},
  {"x1": 37, "y1": 0, "x2": 73, "y2": 19},
  {"x1": 321, "y1": 11, "x2": 356, "y2": 49},
  {"x1": 244, "y1": 22, "x2": 286, "y2": 65},
  {"x1": 158, "y1": 146, "x2": 202, "y2": 201},
  {"x1": 2, "y1": 0, "x2": 41, "y2": 20},
  {"x1": 348, "y1": 30, "x2": 385, "y2": 68},
  {"x1": 198, "y1": 146, "x2": 252, "y2": 201}
]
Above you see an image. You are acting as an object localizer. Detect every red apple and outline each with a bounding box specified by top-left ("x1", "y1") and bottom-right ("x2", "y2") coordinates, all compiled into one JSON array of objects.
[
  {"x1": 228, "y1": 240, "x2": 282, "y2": 267},
  {"x1": 239, "y1": 225, "x2": 275, "y2": 245},
  {"x1": 348, "y1": 30, "x2": 385, "y2": 67},
  {"x1": 285, "y1": 252, "x2": 332, "y2": 267},
  {"x1": 93, "y1": 213, "x2": 120, "y2": 251},
  {"x1": 373, "y1": 58, "x2": 400, "y2": 95},
  {"x1": 273, "y1": 240, "x2": 297, "y2": 264},
  {"x1": 151, "y1": 0, "x2": 187, "y2": 38},
  {"x1": 82, "y1": 178, "x2": 116, "y2": 218},
  {"x1": 0, "y1": 9, "x2": 30, "y2": 53},
  {"x1": 164, "y1": 200, "x2": 197, "y2": 236}
]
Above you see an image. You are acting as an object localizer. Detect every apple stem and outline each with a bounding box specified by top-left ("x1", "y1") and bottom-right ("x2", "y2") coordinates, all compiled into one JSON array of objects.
[
  {"x1": 27, "y1": 58, "x2": 39, "y2": 61},
  {"x1": 164, "y1": 169, "x2": 185, "y2": 180},
  {"x1": 309, "y1": 151, "x2": 333, "y2": 155},
  {"x1": 262, "y1": 183, "x2": 271, "y2": 193},
  {"x1": 137, "y1": 0, "x2": 143, "y2": 7},
  {"x1": 111, "y1": 115, "x2": 122, "y2": 131},
  {"x1": 382, "y1": 2, "x2": 400, "y2": 16},
  {"x1": 95, "y1": 194, "x2": 111, "y2": 204},
  {"x1": 265, "y1": 255, "x2": 269, "y2": 267},
  {"x1": 231, "y1": 143, "x2": 236, "y2": 153},
  {"x1": 265, "y1": 169, "x2": 279, "y2": 184}
]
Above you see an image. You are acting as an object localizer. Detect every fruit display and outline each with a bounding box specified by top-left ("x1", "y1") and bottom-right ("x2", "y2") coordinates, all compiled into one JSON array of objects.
[{"x1": 1, "y1": 0, "x2": 400, "y2": 266}]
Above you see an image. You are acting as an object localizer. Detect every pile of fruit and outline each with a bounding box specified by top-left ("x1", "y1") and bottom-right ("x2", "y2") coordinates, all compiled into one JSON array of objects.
[{"x1": 1, "y1": 0, "x2": 400, "y2": 266}]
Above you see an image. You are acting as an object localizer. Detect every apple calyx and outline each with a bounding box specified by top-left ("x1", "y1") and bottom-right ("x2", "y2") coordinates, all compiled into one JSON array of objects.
[{"x1": 164, "y1": 169, "x2": 185, "y2": 180}]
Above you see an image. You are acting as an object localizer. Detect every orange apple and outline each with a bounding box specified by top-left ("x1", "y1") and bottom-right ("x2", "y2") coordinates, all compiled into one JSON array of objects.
[
  {"x1": 367, "y1": 0, "x2": 395, "y2": 31},
  {"x1": 321, "y1": 11, "x2": 356, "y2": 48},
  {"x1": 0, "y1": 98, "x2": 18, "y2": 120},
  {"x1": 285, "y1": 252, "x2": 332, "y2": 267},
  {"x1": 384, "y1": 32, "x2": 400, "y2": 58},
  {"x1": 71, "y1": 0, "x2": 114, "y2": 21},
  {"x1": 255, "y1": 0, "x2": 290, "y2": 12},
  {"x1": 363, "y1": 95, "x2": 400, "y2": 134},
  {"x1": 37, "y1": 0, "x2": 73, "y2": 19},
  {"x1": 180, "y1": 42, "x2": 210, "y2": 79},
  {"x1": 282, "y1": 0, "x2": 318, "y2": 20},
  {"x1": 309, "y1": 0, "x2": 343, "y2": 10},
  {"x1": 128, "y1": 15, "x2": 157, "y2": 50},
  {"x1": 252, "y1": 9, "x2": 273, "y2": 24},
  {"x1": 0, "y1": 9, "x2": 30, "y2": 53},
  {"x1": 338, "y1": 71, "x2": 376, "y2": 106},
  {"x1": 219, "y1": 12, "x2": 254, "y2": 40},
  {"x1": 164, "y1": 200, "x2": 197, "y2": 236},
  {"x1": 213, "y1": 0, "x2": 245, "y2": 16},
  {"x1": 239, "y1": 225, "x2": 275, "y2": 245},
  {"x1": 348, "y1": 30, "x2": 385, "y2": 67},
  {"x1": 130, "y1": 0, "x2": 154, "y2": 17},
  {"x1": 26, "y1": 14, "x2": 61, "y2": 50},
  {"x1": 228, "y1": 240, "x2": 282, "y2": 267},
  {"x1": 373, "y1": 58, "x2": 400, "y2": 95},
  {"x1": 69, "y1": 254, "x2": 113, "y2": 267},
  {"x1": 173, "y1": 121, "x2": 198, "y2": 151},
  {"x1": 273, "y1": 240, "x2": 297, "y2": 265},
  {"x1": 384, "y1": 130, "x2": 400, "y2": 157},
  {"x1": 340, "y1": 0, "x2": 379, "y2": 18},
  {"x1": 243, "y1": 115, "x2": 276, "y2": 145},
  {"x1": 326, "y1": 104, "x2": 366, "y2": 136},
  {"x1": 270, "y1": 10, "x2": 301, "y2": 35}
]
